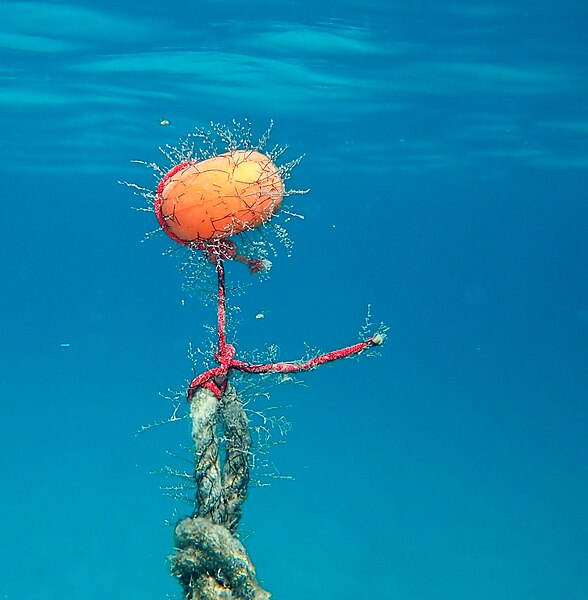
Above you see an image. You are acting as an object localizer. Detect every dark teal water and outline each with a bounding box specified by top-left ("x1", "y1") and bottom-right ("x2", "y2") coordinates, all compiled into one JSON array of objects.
[{"x1": 1, "y1": 1, "x2": 587, "y2": 598}]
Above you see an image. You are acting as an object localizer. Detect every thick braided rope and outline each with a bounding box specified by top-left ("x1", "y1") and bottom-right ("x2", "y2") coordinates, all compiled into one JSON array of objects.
[
  {"x1": 175, "y1": 386, "x2": 268, "y2": 598},
  {"x1": 172, "y1": 517, "x2": 270, "y2": 600},
  {"x1": 190, "y1": 387, "x2": 225, "y2": 524},
  {"x1": 219, "y1": 385, "x2": 252, "y2": 533}
]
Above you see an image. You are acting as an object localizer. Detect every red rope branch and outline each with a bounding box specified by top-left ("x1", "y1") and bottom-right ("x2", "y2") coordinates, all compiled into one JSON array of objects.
[{"x1": 230, "y1": 338, "x2": 378, "y2": 375}]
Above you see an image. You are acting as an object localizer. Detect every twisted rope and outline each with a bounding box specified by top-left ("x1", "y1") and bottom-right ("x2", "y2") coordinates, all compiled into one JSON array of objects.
[{"x1": 173, "y1": 386, "x2": 268, "y2": 599}]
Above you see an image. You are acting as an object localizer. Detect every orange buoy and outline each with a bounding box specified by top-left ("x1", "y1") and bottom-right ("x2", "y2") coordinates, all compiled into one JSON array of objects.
[{"x1": 155, "y1": 150, "x2": 284, "y2": 245}]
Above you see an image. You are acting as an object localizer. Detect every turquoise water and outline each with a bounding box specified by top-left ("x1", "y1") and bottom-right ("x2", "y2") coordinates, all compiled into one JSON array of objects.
[{"x1": 1, "y1": 1, "x2": 587, "y2": 598}]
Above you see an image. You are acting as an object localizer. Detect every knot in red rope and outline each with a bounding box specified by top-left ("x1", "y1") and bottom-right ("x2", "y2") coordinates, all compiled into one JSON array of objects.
[{"x1": 215, "y1": 343, "x2": 235, "y2": 366}]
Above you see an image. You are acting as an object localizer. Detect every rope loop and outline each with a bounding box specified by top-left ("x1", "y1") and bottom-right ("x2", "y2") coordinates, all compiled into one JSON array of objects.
[{"x1": 172, "y1": 517, "x2": 270, "y2": 600}]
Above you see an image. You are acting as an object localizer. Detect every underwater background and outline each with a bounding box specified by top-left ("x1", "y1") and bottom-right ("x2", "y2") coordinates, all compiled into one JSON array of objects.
[{"x1": 1, "y1": 0, "x2": 587, "y2": 598}]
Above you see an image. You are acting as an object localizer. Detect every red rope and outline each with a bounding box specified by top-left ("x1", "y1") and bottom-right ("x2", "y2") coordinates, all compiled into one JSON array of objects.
[
  {"x1": 230, "y1": 339, "x2": 377, "y2": 374},
  {"x1": 187, "y1": 259, "x2": 381, "y2": 401},
  {"x1": 216, "y1": 260, "x2": 228, "y2": 350}
]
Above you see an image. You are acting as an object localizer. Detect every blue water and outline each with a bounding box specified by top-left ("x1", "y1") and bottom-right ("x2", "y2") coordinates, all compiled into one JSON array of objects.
[{"x1": 1, "y1": 1, "x2": 587, "y2": 598}]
